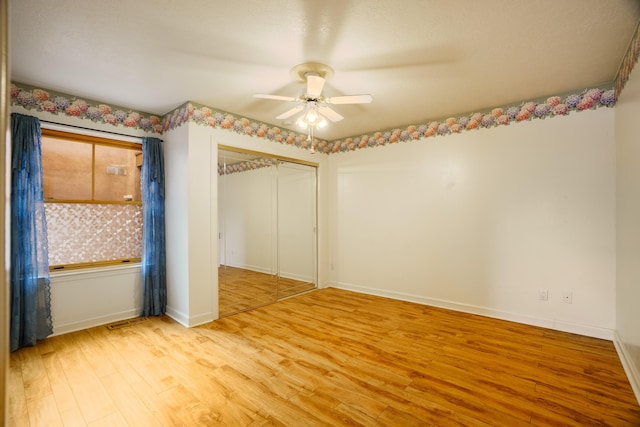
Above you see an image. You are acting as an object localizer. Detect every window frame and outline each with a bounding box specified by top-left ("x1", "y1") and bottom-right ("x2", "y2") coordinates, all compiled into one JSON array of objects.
[{"x1": 42, "y1": 128, "x2": 143, "y2": 271}]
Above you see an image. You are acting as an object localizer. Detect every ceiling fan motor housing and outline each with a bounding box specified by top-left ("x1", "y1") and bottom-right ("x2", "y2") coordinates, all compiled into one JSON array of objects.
[{"x1": 289, "y1": 62, "x2": 335, "y2": 83}]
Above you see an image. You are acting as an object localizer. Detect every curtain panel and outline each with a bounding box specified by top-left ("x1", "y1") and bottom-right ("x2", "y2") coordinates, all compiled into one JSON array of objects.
[
  {"x1": 141, "y1": 137, "x2": 167, "y2": 316},
  {"x1": 10, "y1": 113, "x2": 53, "y2": 351}
]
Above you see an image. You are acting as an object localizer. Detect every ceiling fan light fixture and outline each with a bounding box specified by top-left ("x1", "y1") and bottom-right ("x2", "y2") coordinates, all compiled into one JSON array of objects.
[
  {"x1": 305, "y1": 109, "x2": 319, "y2": 124},
  {"x1": 296, "y1": 103, "x2": 326, "y2": 129},
  {"x1": 296, "y1": 116, "x2": 309, "y2": 129}
]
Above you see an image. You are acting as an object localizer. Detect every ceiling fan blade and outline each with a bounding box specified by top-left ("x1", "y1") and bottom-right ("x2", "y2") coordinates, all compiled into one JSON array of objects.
[
  {"x1": 253, "y1": 93, "x2": 297, "y2": 102},
  {"x1": 326, "y1": 94, "x2": 373, "y2": 104},
  {"x1": 318, "y1": 106, "x2": 344, "y2": 122},
  {"x1": 306, "y1": 75, "x2": 325, "y2": 98},
  {"x1": 276, "y1": 105, "x2": 304, "y2": 120}
]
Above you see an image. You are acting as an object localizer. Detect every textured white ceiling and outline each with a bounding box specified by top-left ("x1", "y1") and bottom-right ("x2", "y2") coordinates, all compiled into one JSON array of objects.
[{"x1": 9, "y1": 0, "x2": 640, "y2": 140}]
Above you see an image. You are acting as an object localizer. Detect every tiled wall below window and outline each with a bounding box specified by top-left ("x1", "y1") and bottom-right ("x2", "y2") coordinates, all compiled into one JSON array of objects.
[{"x1": 45, "y1": 203, "x2": 142, "y2": 266}]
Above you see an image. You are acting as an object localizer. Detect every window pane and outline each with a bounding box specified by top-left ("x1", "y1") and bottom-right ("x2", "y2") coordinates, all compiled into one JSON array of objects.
[
  {"x1": 94, "y1": 145, "x2": 142, "y2": 202},
  {"x1": 45, "y1": 203, "x2": 143, "y2": 266},
  {"x1": 42, "y1": 137, "x2": 92, "y2": 200}
]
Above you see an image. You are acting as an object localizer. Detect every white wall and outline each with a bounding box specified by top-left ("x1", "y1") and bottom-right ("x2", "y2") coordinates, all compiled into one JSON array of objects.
[
  {"x1": 615, "y1": 62, "x2": 640, "y2": 401},
  {"x1": 164, "y1": 122, "x2": 217, "y2": 326},
  {"x1": 186, "y1": 124, "x2": 217, "y2": 325},
  {"x1": 329, "y1": 108, "x2": 616, "y2": 339},
  {"x1": 163, "y1": 123, "x2": 191, "y2": 323},
  {"x1": 219, "y1": 161, "x2": 317, "y2": 283},
  {"x1": 50, "y1": 265, "x2": 142, "y2": 335},
  {"x1": 277, "y1": 162, "x2": 317, "y2": 283},
  {"x1": 220, "y1": 167, "x2": 277, "y2": 273}
]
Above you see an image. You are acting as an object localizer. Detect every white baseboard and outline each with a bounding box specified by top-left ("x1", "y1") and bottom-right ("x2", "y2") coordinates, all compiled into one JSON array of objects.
[
  {"x1": 165, "y1": 305, "x2": 189, "y2": 327},
  {"x1": 223, "y1": 264, "x2": 313, "y2": 284},
  {"x1": 613, "y1": 331, "x2": 640, "y2": 405},
  {"x1": 186, "y1": 312, "x2": 216, "y2": 328},
  {"x1": 279, "y1": 270, "x2": 314, "y2": 283},
  {"x1": 330, "y1": 282, "x2": 614, "y2": 340},
  {"x1": 52, "y1": 305, "x2": 211, "y2": 335},
  {"x1": 51, "y1": 308, "x2": 141, "y2": 336},
  {"x1": 223, "y1": 263, "x2": 274, "y2": 275},
  {"x1": 165, "y1": 305, "x2": 214, "y2": 328}
]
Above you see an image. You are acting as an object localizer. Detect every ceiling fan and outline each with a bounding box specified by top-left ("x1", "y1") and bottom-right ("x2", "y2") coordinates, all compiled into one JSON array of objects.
[{"x1": 253, "y1": 62, "x2": 373, "y2": 129}]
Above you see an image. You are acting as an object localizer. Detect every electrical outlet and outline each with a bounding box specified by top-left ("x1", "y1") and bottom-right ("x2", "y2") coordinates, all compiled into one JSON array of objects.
[
  {"x1": 562, "y1": 292, "x2": 573, "y2": 304},
  {"x1": 538, "y1": 289, "x2": 548, "y2": 301}
]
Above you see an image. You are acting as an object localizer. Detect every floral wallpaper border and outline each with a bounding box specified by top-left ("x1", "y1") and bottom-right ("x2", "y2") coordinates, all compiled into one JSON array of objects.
[
  {"x1": 8, "y1": 81, "x2": 619, "y2": 156},
  {"x1": 614, "y1": 19, "x2": 640, "y2": 98},
  {"x1": 161, "y1": 101, "x2": 326, "y2": 152},
  {"x1": 326, "y1": 87, "x2": 615, "y2": 154},
  {"x1": 10, "y1": 83, "x2": 164, "y2": 134},
  {"x1": 161, "y1": 86, "x2": 615, "y2": 155},
  {"x1": 11, "y1": 14, "x2": 640, "y2": 160},
  {"x1": 217, "y1": 157, "x2": 279, "y2": 176}
]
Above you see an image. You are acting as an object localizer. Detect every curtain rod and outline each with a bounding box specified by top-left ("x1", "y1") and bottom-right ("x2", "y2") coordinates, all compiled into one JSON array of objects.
[{"x1": 38, "y1": 119, "x2": 163, "y2": 142}]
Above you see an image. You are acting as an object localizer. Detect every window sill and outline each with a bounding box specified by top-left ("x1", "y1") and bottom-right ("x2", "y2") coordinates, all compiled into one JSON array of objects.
[{"x1": 49, "y1": 262, "x2": 142, "y2": 279}]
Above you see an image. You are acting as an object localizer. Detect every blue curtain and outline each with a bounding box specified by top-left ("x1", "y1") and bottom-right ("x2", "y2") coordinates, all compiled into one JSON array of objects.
[
  {"x1": 10, "y1": 113, "x2": 53, "y2": 351},
  {"x1": 141, "y1": 137, "x2": 167, "y2": 316}
]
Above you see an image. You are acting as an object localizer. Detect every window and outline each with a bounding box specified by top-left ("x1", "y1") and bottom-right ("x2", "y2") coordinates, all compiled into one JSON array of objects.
[{"x1": 41, "y1": 129, "x2": 143, "y2": 270}]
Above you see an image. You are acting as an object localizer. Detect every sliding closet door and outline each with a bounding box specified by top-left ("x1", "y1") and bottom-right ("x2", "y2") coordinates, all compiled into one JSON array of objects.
[
  {"x1": 217, "y1": 147, "x2": 317, "y2": 317},
  {"x1": 277, "y1": 161, "x2": 317, "y2": 298},
  {"x1": 218, "y1": 150, "x2": 277, "y2": 316}
]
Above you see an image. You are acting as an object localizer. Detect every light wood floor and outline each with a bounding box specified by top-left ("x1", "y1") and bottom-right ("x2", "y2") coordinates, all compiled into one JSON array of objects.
[
  {"x1": 9, "y1": 288, "x2": 640, "y2": 426},
  {"x1": 219, "y1": 266, "x2": 316, "y2": 316}
]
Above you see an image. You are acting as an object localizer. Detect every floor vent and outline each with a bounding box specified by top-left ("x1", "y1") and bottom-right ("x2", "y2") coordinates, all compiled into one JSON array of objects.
[{"x1": 106, "y1": 317, "x2": 149, "y2": 330}]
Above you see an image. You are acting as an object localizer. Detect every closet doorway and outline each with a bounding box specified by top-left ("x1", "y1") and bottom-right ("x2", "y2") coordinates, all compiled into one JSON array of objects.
[{"x1": 217, "y1": 146, "x2": 317, "y2": 316}]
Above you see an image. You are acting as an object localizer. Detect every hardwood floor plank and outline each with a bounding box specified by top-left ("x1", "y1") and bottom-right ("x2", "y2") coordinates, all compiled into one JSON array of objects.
[
  {"x1": 100, "y1": 371, "x2": 161, "y2": 426},
  {"x1": 8, "y1": 352, "x2": 29, "y2": 425},
  {"x1": 87, "y1": 411, "x2": 128, "y2": 427},
  {"x1": 407, "y1": 372, "x2": 534, "y2": 426},
  {"x1": 20, "y1": 345, "x2": 53, "y2": 402},
  {"x1": 395, "y1": 386, "x2": 496, "y2": 427},
  {"x1": 312, "y1": 370, "x2": 389, "y2": 418},
  {"x1": 69, "y1": 378, "x2": 118, "y2": 424},
  {"x1": 163, "y1": 357, "x2": 267, "y2": 425},
  {"x1": 131, "y1": 381, "x2": 202, "y2": 426},
  {"x1": 8, "y1": 287, "x2": 640, "y2": 426},
  {"x1": 333, "y1": 402, "x2": 389, "y2": 427},
  {"x1": 73, "y1": 329, "x2": 119, "y2": 379},
  {"x1": 219, "y1": 266, "x2": 315, "y2": 316},
  {"x1": 85, "y1": 326, "x2": 149, "y2": 389},
  {"x1": 41, "y1": 352, "x2": 79, "y2": 413},
  {"x1": 213, "y1": 364, "x2": 326, "y2": 426},
  {"x1": 26, "y1": 394, "x2": 64, "y2": 427},
  {"x1": 535, "y1": 381, "x2": 640, "y2": 426},
  {"x1": 377, "y1": 403, "x2": 483, "y2": 427},
  {"x1": 287, "y1": 388, "x2": 378, "y2": 426},
  {"x1": 58, "y1": 407, "x2": 88, "y2": 427},
  {"x1": 129, "y1": 355, "x2": 182, "y2": 394}
]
